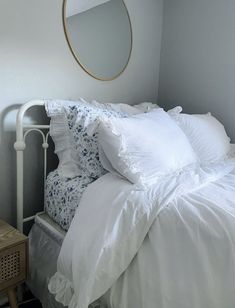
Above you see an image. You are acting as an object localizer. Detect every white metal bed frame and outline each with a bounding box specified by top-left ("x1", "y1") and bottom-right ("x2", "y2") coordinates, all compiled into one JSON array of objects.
[{"x1": 14, "y1": 100, "x2": 50, "y2": 233}]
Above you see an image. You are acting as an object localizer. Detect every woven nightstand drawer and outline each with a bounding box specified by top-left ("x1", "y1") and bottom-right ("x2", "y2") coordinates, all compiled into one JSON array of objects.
[
  {"x1": 0, "y1": 220, "x2": 28, "y2": 293},
  {"x1": 0, "y1": 242, "x2": 27, "y2": 291}
]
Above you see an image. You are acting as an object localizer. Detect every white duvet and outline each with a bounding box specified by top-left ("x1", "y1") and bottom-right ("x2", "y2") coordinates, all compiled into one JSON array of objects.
[{"x1": 49, "y1": 156, "x2": 235, "y2": 308}]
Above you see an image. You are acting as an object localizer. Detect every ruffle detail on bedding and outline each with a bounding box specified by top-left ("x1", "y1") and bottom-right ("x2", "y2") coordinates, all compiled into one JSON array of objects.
[
  {"x1": 49, "y1": 272, "x2": 104, "y2": 308},
  {"x1": 45, "y1": 99, "x2": 88, "y2": 117},
  {"x1": 104, "y1": 119, "x2": 146, "y2": 188},
  {"x1": 167, "y1": 105, "x2": 182, "y2": 116},
  {"x1": 45, "y1": 100, "x2": 65, "y2": 116},
  {"x1": 48, "y1": 272, "x2": 77, "y2": 308},
  {"x1": 48, "y1": 273, "x2": 103, "y2": 308},
  {"x1": 49, "y1": 113, "x2": 81, "y2": 179}
]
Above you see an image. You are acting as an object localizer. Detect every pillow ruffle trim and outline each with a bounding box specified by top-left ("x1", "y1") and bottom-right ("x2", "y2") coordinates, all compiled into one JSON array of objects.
[
  {"x1": 104, "y1": 119, "x2": 146, "y2": 188},
  {"x1": 48, "y1": 272, "x2": 77, "y2": 308}
]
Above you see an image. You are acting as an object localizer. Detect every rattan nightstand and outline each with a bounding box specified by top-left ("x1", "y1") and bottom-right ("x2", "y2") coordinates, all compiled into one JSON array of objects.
[{"x1": 0, "y1": 220, "x2": 28, "y2": 308}]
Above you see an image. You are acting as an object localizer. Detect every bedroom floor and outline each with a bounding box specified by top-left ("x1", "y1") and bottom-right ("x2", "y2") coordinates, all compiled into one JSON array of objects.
[
  {"x1": 1, "y1": 299, "x2": 42, "y2": 308},
  {"x1": 20, "y1": 300, "x2": 42, "y2": 308},
  {"x1": 1, "y1": 300, "x2": 42, "y2": 308},
  {"x1": 0, "y1": 289, "x2": 42, "y2": 308}
]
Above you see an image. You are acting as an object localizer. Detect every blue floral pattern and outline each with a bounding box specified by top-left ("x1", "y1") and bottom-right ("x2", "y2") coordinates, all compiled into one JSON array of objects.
[
  {"x1": 63, "y1": 102, "x2": 127, "y2": 180},
  {"x1": 45, "y1": 101, "x2": 129, "y2": 230},
  {"x1": 45, "y1": 169, "x2": 94, "y2": 231}
]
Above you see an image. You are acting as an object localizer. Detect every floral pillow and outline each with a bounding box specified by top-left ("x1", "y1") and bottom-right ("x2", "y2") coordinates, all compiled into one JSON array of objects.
[
  {"x1": 46, "y1": 99, "x2": 128, "y2": 179},
  {"x1": 45, "y1": 169, "x2": 93, "y2": 231},
  {"x1": 63, "y1": 102, "x2": 127, "y2": 179}
]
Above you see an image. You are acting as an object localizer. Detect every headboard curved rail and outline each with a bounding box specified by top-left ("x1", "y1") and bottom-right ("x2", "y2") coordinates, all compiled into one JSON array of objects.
[{"x1": 14, "y1": 100, "x2": 50, "y2": 233}]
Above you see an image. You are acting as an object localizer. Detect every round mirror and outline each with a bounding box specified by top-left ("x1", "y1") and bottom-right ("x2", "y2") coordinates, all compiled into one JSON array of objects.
[{"x1": 63, "y1": 0, "x2": 132, "y2": 81}]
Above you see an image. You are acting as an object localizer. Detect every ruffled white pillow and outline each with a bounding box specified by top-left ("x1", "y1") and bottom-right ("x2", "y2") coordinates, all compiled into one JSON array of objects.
[
  {"x1": 92, "y1": 100, "x2": 159, "y2": 114},
  {"x1": 98, "y1": 108, "x2": 197, "y2": 186},
  {"x1": 172, "y1": 111, "x2": 231, "y2": 162}
]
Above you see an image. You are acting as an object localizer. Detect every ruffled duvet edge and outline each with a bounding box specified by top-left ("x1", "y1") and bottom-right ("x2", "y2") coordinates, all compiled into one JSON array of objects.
[{"x1": 48, "y1": 272, "x2": 77, "y2": 308}]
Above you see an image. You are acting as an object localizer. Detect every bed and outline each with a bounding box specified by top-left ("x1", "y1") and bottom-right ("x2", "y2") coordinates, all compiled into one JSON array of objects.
[
  {"x1": 14, "y1": 99, "x2": 156, "y2": 308},
  {"x1": 15, "y1": 99, "x2": 235, "y2": 308}
]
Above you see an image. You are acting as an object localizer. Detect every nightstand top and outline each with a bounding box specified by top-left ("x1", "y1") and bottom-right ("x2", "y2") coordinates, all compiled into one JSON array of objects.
[{"x1": 0, "y1": 220, "x2": 27, "y2": 251}]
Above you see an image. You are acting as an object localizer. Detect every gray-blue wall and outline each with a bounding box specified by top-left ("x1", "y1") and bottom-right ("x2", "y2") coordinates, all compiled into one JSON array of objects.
[{"x1": 159, "y1": 0, "x2": 235, "y2": 141}]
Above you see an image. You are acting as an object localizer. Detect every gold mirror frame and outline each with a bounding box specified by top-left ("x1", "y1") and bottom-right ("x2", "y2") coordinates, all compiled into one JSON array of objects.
[{"x1": 62, "y1": 0, "x2": 133, "y2": 81}]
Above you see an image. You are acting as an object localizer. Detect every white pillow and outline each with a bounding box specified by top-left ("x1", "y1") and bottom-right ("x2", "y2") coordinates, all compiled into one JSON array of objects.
[
  {"x1": 92, "y1": 100, "x2": 159, "y2": 114},
  {"x1": 98, "y1": 109, "x2": 197, "y2": 186},
  {"x1": 172, "y1": 112, "x2": 231, "y2": 162},
  {"x1": 167, "y1": 106, "x2": 183, "y2": 116},
  {"x1": 133, "y1": 102, "x2": 159, "y2": 112}
]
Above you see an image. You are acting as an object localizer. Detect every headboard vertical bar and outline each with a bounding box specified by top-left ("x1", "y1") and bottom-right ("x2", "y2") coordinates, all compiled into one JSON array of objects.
[
  {"x1": 14, "y1": 100, "x2": 49, "y2": 233},
  {"x1": 43, "y1": 146, "x2": 48, "y2": 212},
  {"x1": 16, "y1": 151, "x2": 24, "y2": 233},
  {"x1": 44, "y1": 149, "x2": 47, "y2": 185}
]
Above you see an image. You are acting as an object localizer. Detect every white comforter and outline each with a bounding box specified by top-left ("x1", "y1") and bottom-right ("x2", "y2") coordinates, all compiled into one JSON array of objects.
[{"x1": 49, "y1": 157, "x2": 235, "y2": 308}]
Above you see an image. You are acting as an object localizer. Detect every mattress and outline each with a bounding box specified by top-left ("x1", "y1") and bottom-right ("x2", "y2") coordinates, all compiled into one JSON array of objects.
[{"x1": 45, "y1": 169, "x2": 93, "y2": 231}]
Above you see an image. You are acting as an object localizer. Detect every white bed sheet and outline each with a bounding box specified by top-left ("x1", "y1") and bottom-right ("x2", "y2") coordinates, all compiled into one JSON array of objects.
[{"x1": 48, "y1": 155, "x2": 235, "y2": 308}]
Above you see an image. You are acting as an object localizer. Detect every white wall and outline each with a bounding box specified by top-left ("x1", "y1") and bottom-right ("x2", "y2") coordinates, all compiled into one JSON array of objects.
[
  {"x1": 158, "y1": 0, "x2": 235, "y2": 141},
  {"x1": 0, "y1": 0, "x2": 163, "y2": 224}
]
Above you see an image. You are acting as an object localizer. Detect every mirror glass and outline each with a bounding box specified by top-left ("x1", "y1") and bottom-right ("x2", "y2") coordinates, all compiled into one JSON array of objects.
[{"x1": 63, "y1": 0, "x2": 132, "y2": 80}]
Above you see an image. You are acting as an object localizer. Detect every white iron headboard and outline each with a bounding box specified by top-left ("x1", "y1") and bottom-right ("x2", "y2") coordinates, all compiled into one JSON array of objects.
[{"x1": 14, "y1": 100, "x2": 50, "y2": 233}]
